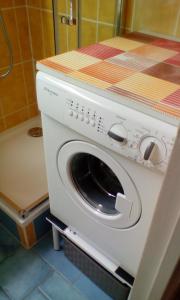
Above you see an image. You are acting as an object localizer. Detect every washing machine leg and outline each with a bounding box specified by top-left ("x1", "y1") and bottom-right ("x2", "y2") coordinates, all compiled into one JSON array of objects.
[{"x1": 52, "y1": 225, "x2": 60, "y2": 250}]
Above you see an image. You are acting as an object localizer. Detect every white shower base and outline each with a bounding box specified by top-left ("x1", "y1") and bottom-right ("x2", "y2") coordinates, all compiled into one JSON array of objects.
[{"x1": 0, "y1": 116, "x2": 49, "y2": 226}]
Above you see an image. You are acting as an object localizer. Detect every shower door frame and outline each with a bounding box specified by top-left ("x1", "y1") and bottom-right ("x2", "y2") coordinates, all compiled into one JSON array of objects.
[{"x1": 52, "y1": 0, "x2": 125, "y2": 54}]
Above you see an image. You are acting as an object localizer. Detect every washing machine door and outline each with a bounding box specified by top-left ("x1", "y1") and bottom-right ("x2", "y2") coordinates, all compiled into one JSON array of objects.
[{"x1": 57, "y1": 141, "x2": 141, "y2": 229}]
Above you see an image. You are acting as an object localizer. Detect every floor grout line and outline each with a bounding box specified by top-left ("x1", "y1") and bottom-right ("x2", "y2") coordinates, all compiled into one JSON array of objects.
[{"x1": 38, "y1": 287, "x2": 52, "y2": 300}]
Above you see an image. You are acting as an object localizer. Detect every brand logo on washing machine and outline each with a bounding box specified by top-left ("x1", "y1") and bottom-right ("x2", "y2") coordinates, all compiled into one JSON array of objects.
[{"x1": 43, "y1": 86, "x2": 58, "y2": 97}]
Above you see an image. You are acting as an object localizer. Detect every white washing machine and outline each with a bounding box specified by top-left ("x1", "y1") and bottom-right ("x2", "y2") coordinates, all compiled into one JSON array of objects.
[{"x1": 36, "y1": 72, "x2": 177, "y2": 283}]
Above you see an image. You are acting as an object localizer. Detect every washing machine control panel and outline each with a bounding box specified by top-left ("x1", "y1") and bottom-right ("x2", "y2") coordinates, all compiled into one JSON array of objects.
[
  {"x1": 37, "y1": 72, "x2": 177, "y2": 173},
  {"x1": 65, "y1": 97, "x2": 177, "y2": 173}
]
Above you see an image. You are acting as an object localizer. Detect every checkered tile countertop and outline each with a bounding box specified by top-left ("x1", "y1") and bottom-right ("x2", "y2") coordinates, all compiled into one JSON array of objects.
[{"x1": 38, "y1": 32, "x2": 180, "y2": 120}]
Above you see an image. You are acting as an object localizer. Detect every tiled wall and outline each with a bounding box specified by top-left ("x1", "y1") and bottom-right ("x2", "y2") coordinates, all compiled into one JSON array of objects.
[
  {"x1": 57, "y1": 0, "x2": 117, "y2": 53},
  {"x1": 0, "y1": 0, "x2": 55, "y2": 132},
  {"x1": 125, "y1": 0, "x2": 180, "y2": 39}
]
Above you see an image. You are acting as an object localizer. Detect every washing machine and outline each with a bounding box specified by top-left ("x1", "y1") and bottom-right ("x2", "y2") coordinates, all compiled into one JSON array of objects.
[{"x1": 36, "y1": 71, "x2": 177, "y2": 283}]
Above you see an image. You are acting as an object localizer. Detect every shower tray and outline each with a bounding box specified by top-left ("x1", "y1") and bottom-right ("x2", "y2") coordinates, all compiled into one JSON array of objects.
[{"x1": 0, "y1": 116, "x2": 49, "y2": 248}]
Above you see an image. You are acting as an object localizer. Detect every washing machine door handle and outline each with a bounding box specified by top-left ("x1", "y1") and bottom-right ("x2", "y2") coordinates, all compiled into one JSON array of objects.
[{"x1": 115, "y1": 193, "x2": 132, "y2": 217}]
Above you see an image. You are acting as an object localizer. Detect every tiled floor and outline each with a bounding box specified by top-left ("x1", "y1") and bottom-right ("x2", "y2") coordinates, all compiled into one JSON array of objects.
[{"x1": 0, "y1": 223, "x2": 112, "y2": 300}]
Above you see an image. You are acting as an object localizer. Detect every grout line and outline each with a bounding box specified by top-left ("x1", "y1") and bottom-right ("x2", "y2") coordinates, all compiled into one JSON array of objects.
[
  {"x1": 0, "y1": 287, "x2": 12, "y2": 300},
  {"x1": 66, "y1": 0, "x2": 69, "y2": 51},
  {"x1": 1, "y1": 6, "x2": 26, "y2": 11},
  {"x1": 96, "y1": 0, "x2": 100, "y2": 42},
  {"x1": 0, "y1": 59, "x2": 32, "y2": 71},
  {"x1": 173, "y1": 7, "x2": 180, "y2": 37},
  {"x1": 40, "y1": 7, "x2": 46, "y2": 59},
  {"x1": 38, "y1": 287, "x2": 52, "y2": 300},
  {"x1": 131, "y1": 0, "x2": 136, "y2": 32},
  {"x1": 26, "y1": 6, "x2": 53, "y2": 13},
  {"x1": 2, "y1": 104, "x2": 36, "y2": 119},
  {"x1": 26, "y1": 5, "x2": 36, "y2": 85},
  {"x1": 80, "y1": 17, "x2": 114, "y2": 27},
  {"x1": 13, "y1": 7, "x2": 30, "y2": 110}
]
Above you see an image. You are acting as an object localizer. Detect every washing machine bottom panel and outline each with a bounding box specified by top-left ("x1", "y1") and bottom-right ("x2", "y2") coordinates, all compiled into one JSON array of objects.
[{"x1": 49, "y1": 171, "x2": 162, "y2": 278}]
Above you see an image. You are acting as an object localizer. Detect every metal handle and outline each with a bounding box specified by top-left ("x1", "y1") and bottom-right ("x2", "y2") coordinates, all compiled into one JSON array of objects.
[
  {"x1": 144, "y1": 142, "x2": 155, "y2": 161},
  {"x1": 69, "y1": 0, "x2": 74, "y2": 25}
]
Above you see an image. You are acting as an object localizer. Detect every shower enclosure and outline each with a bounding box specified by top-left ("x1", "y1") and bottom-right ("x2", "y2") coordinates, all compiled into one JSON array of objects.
[{"x1": 52, "y1": 0, "x2": 180, "y2": 56}]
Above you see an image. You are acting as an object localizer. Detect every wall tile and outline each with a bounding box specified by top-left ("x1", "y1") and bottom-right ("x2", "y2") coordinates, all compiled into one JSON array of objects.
[
  {"x1": 28, "y1": 103, "x2": 39, "y2": 118},
  {"x1": 58, "y1": 21, "x2": 68, "y2": 53},
  {"x1": 99, "y1": 0, "x2": 116, "y2": 24},
  {"x1": 0, "y1": 9, "x2": 21, "y2": 67},
  {"x1": 0, "y1": 119, "x2": 5, "y2": 133},
  {"x1": 176, "y1": 16, "x2": 180, "y2": 37},
  {"x1": 0, "y1": 0, "x2": 13, "y2": 8},
  {"x1": 68, "y1": 24, "x2": 77, "y2": 51},
  {"x1": 23, "y1": 61, "x2": 36, "y2": 104},
  {"x1": 81, "y1": 0, "x2": 97, "y2": 20},
  {"x1": 98, "y1": 25, "x2": 114, "y2": 42},
  {"x1": 14, "y1": 0, "x2": 26, "y2": 5},
  {"x1": 27, "y1": 0, "x2": 41, "y2": 8},
  {"x1": 15, "y1": 7, "x2": 32, "y2": 61},
  {"x1": 57, "y1": 0, "x2": 66, "y2": 14},
  {"x1": 132, "y1": 0, "x2": 180, "y2": 37},
  {"x1": 1, "y1": 65, "x2": 27, "y2": 115},
  {"x1": 42, "y1": 11, "x2": 55, "y2": 57},
  {"x1": 28, "y1": 8, "x2": 44, "y2": 60},
  {"x1": 41, "y1": 0, "x2": 52, "y2": 10},
  {"x1": 5, "y1": 108, "x2": 29, "y2": 129},
  {"x1": 80, "y1": 20, "x2": 97, "y2": 47}
]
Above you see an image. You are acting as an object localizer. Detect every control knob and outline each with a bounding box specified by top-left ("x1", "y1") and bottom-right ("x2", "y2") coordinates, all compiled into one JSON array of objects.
[
  {"x1": 140, "y1": 136, "x2": 166, "y2": 164},
  {"x1": 108, "y1": 124, "x2": 127, "y2": 144}
]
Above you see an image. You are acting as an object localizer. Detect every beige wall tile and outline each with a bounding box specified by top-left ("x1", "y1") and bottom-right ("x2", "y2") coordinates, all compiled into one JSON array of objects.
[
  {"x1": 5, "y1": 108, "x2": 29, "y2": 129},
  {"x1": 1, "y1": 65, "x2": 27, "y2": 115},
  {"x1": 0, "y1": 9, "x2": 21, "y2": 68},
  {"x1": 81, "y1": 0, "x2": 97, "y2": 20},
  {"x1": 68, "y1": 25, "x2": 77, "y2": 51},
  {"x1": 80, "y1": 20, "x2": 97, "y2": 47},
  {"x1": 133, "y1": 0, "x2": 180, "y2": 37},
  {"x1": 98, "y1": 24, "x2": 114, "y2": 42},
  {"x1": 28, "y1": 8, "x2": 44, "y2": 60},
  {"x1": 58, "y1": 21, "x2": 68, "y2": 53},
  {"x1": 42, "y1": 11, "x2": 55, "y2": 57},
  {"x1": 99, "y1": 0, "x2": 116, "y2": 24},
  {"x1": 41, "y1": 0, "x2": 52, "y2": 10},
  {"x1": 57, "y1": 0, "x2": 66, "y2": 14},
  {"x1": 15, "y1": 7, "x2": 32, "y2": 61},
  {"x1": 176, "y1": 15, "x2": 180, "y2": 37}
]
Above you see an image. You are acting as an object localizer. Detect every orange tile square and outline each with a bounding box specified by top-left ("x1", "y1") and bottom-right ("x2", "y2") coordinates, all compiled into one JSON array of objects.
[
  {"x1": 115, "y1": 73, "x2": 179, "y2": 101},
  {"x1": 80, "y1": 61, "x2": 135, "y2": 84},
  {"x1": 69, "y1": 71, "x2": 112, "y2": 89},
  {"x1": 130, "y1": 44, "x2": 177, "y2": 62}
]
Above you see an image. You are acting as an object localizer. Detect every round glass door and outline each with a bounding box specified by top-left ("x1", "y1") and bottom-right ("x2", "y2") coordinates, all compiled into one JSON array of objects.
[
  {"x1": 70, "y1": 153, "x2": 124, "y2": 215},
  {"x1": 57, "y1": 141, "x2": 141, "y2": 229}
]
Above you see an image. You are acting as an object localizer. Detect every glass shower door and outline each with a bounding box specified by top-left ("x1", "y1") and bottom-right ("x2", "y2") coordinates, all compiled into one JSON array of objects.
[{"x1": 53, "y1": 0, "x2": 123, "y2": 54}]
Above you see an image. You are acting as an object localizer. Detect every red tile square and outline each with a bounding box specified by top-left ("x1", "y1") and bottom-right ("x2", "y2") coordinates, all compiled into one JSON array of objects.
[
  {"x1": 152, "y1": 38, "x2": 180, "y2": 52},
  {"x1": 161, "y1": 89, "x2": 180, "y2": 108},
  {"x1": 142, "y1": 63, "x2": 180, "y2": 85},
  {"x1": 80, "y1": 61, "x2": 135, "y2": 84},
  {"x1": 165, "y1": 53, "x2": 180, "y2": 67},
  {"x1": 77, "y1": 44, "x2": 124, "y2": 59}
]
